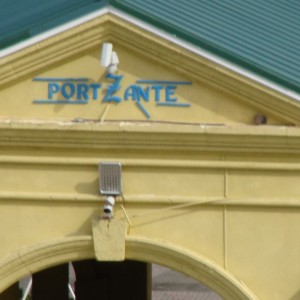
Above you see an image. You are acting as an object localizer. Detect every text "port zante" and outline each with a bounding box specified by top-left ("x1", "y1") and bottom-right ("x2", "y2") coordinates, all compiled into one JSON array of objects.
[{"x1": 33, "y1": 74, "x2": 192, "y2": 119}]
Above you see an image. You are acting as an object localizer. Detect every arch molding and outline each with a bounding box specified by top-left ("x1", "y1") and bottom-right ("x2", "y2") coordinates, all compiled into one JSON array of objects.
[{"x1": 0, "y1": 235, "x2": 258, "y2": 300}]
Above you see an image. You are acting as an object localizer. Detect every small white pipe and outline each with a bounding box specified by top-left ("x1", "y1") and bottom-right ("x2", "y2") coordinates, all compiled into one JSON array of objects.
[
  {"x1": 21, "y1": 277, "x2": 32, "y2": 300},
  {"x1": 68, "y1": 283, "x2": 76, "y2": 299}
]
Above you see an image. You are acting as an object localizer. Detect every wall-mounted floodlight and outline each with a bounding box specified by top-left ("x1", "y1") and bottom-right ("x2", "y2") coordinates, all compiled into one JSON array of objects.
[
  {"x1": 99, "y1": 162, "x2": 122, "y2": 219},
  {"x1": 100, "y1": 43, "x2": 119, "y2": 74}
]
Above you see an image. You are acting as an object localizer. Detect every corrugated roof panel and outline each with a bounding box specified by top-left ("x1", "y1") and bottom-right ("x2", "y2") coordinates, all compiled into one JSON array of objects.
[
  {"x1": 0, "y1": 0, "x2": 108, "y2": 49},
  {"x1": 111, "y1": 0, "x2": 300, "y2": 92}
]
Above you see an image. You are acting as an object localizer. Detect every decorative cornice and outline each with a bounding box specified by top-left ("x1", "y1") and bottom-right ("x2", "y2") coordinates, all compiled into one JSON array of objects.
[
  {"x1": 0, "y1": 121, "x2": 300, "y2": 153},
  {"x1": 0, "y1": 14, "x2": 110, "y2": 87}
]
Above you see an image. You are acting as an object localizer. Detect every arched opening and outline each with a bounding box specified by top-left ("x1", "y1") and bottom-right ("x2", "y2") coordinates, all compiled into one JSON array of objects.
[
  {"x1": 0, "y1": 236, "x2": 258, "y2": 300},
  {"x1": 15, "y1": 261, "x2": 223, "y2": 299}
]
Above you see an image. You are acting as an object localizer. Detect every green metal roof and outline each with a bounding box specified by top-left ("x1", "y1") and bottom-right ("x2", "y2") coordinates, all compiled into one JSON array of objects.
[
  {"x1": 0, "y1": 0, "x2": 108, "y2": 49},
  {"x1": 1, "y1": 0, "x2": 300, "y2": 94},
  {"x1": 111, "y1": 0, "x2": 300, "y2": 93}
]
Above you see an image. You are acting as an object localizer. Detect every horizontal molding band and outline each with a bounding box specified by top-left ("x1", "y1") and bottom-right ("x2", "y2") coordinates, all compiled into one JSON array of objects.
[
  {"x1": 0, "y1": 156, "x2": 300, "y2": 171},
  {"x1": 1, "y1": 122, "x2": 300, "y2": 154},
  {"x1": 0, "y1": 192, "x2": 299, "y2": 208}
]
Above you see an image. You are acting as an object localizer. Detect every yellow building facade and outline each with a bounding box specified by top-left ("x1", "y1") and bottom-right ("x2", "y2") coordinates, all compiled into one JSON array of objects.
[{"x1": 1, "y1": 13, "x2": 300, "y2": 300}]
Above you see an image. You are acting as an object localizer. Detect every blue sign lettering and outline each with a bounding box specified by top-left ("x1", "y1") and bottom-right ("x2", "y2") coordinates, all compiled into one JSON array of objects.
[
  {"x1": 165, "y1": 86, "x2": 177, "y2": 102},
  {"x1": 33, "y1": 75, "x2": 192, "y2": 118},
  {"x1": 61, "y1": 83, "x2": 75, "y2": 99},
  {"x1": 89, "y1": 83, "x2": 102, "y2": 100},
  {"x1": 151, "y1": 85, "x2": 163, "y2": 102},
  {"x1": 137, "y1": 86, "x2": 150, "y2": 102},
  {"x1": 77, "y1": 83, "x2": 89, "y2": 100},
  {"x1": 48, "y1": 83, "x2": 60, "y2": 99},
  {"x1": 103, "y1": 74, "x2": 123, "y2": 103}
]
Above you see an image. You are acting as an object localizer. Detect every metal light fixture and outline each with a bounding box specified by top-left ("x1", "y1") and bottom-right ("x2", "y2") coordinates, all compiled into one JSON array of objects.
[{"x1": 99, "y1": 162, "x2": 122, "y2": 219}]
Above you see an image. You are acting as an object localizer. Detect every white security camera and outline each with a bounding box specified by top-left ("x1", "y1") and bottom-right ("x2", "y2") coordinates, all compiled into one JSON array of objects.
[
  {"x1": 107, "y1": 51, "x2": 119, "y2": 74},
  {"x1": 101, "y1": 43, "x2": 113, "y2": 67},
  {"x1": 103, "y1": 196, "x2": 115, "y2": 219},
  {"x1": 100, "y1": 43, "x2": 119, "y2": 74}
]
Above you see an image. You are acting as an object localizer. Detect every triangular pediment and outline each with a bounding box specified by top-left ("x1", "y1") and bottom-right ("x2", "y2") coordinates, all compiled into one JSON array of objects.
[{"x1": 0, "y1": 12, "x2": 299, "y2": 125}]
